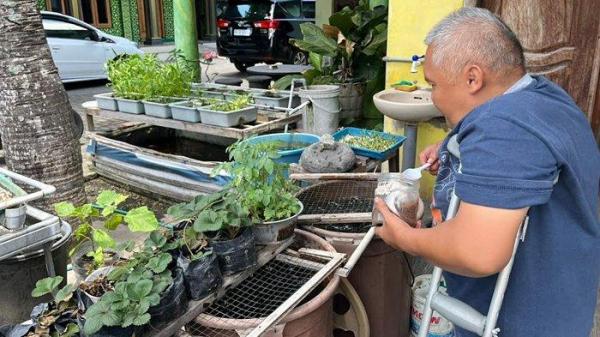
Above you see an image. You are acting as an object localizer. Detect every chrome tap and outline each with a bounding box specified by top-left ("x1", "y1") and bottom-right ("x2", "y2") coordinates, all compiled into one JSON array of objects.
[{"x1": 410, "y1": 55, "x2": 425, "y2": 73}]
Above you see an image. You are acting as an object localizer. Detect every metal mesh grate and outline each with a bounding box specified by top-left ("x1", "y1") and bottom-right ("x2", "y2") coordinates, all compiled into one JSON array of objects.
[
  {"x1": 297, "y1": 181, "x2": 377, "y2": 215},
  {"x1": 184, "y1": 260, "x2": 320, "y2": 336},
  {"x1": 313, "y1": 223, "x2": 372, "y2": 233}
]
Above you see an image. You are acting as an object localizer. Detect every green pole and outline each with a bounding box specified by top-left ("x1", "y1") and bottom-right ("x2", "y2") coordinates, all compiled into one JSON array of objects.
[{"x1": 174, "y1": 0, "x2": 200, "y2": 80}]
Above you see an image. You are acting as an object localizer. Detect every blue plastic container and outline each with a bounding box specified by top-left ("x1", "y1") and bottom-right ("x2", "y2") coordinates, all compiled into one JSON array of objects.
[
  {"x1": 244, "y1": 133, "x2": 320, "y2": 164},
  {"x1": 332, "y1": 127, "x2": 406, "y2": 160}
]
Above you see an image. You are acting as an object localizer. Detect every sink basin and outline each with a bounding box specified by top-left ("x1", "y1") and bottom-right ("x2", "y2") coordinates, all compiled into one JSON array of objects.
[{"x1": 373, "y1": 89, "x2": 442, "y2": 122}]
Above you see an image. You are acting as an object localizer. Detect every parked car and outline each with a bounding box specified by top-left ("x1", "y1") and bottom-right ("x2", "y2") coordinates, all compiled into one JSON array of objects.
[
  {"x1": 216, "y1": 0, "x2": 315, "y2": 72},
  {"x1": 41, "y1": 11, "x2": 143, "y2": 83}
]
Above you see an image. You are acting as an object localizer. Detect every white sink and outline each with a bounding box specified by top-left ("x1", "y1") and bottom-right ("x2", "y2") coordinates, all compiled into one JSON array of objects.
[{"x1": 373, "y1": 88, "x2": 442, "y2": 123}]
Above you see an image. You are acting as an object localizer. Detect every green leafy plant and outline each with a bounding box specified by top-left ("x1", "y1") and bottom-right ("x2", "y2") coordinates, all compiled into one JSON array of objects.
[
  {"x1": 107, "y1": 54, "x2": 160, "y2": 100},
  {"x1": 30, "y1": 276, "x2": 80, "y2": 337},
  {"x1": 209, "y1": 95, "x2": 253, "y2": 112},
  {"x1": 167, "y1": 189, "x2": 253, "y2": 240},
  {"x1": 83, "y1": 229, "x2": 177, "y2": 335},
  {"x1": 54, "y1": 190, "x2": 160, "y2": 269},
  {"x1": 274, "y1": 0, "x2": 387, "y2": 90},
  {"x1": 215, "y1": 141, "x2": 301, "y2": 222},
  {"x1": 107, "y1": 53, "x2": 193, "y2": 101},
  {"x1": 341, "y1": 133, "x2": 396, "y2": 152}
]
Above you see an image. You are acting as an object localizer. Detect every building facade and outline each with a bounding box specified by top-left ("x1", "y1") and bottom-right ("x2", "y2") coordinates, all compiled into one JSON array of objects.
[{"x1": 38, "y1": 0, "x2": 217, "y2": 43}]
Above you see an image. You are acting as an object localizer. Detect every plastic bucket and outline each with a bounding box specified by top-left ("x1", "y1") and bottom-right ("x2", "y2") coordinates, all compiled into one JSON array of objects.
[
  {"x1": 410, "y1": 274, "x2": 455, "y2": 337},
  {"x1": 338, "y1": 82, "x2": 365, "y2": 120},
  {"x1": 0, "y1": 221, "x2": 72, "y2": 325},
  {"x1": 298, "y1": 85, "x2": 341, "y2": 136},
  {"x1": 244, "y1": 133, "x2": 320, "y2": 165}
]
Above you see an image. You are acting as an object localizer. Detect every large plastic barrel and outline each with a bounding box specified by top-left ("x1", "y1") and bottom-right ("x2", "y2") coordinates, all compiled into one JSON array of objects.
[{"x1": 0, "y1": 221, "x2": 72, "y2": 325}]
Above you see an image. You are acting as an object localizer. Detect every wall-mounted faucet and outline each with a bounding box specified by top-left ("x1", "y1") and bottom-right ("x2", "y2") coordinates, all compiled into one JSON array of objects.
[
  {"x1": 382, "y1": 54, "x2": 426, "y2": 73},
  {"x1": 410, "y1": 55, "x2": 425, "y2": 73}
]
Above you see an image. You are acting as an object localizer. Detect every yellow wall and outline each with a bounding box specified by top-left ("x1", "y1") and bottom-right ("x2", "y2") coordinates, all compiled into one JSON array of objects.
[{"x1": 384, "y1": 0, "x2": 463, "y2": 202}]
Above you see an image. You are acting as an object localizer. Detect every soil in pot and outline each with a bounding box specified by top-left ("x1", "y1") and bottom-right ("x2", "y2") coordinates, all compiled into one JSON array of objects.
[
  {"x1": 78, "y1": 275, "x2": 114, "y2": 310},
  {"x1": 208, "y1": 227, "x2": 257, "y2": 275},
  {"x1": 177, "y1": 249, "x2": 223, "y2": 300},
  {"x1": 148, "y1": 267, "x2": 188, "y2": 327}
]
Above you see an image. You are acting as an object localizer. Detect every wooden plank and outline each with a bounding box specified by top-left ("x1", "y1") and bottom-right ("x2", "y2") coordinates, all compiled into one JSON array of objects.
[
  {"x1": 290, "y1": 172, "x2": 381, "y2": 181},
  {"x1": 93, "y1": 157, "x2": 223, "y2": 193},
  {"x1": 150, "y1": 239, "x2": 294, "y2": 337},
  {"x1": 84, "y1": 102, "x2": 300, "y2": 140},
  {"x1": 89, "y1": 134, "x2": 220, "y2": 168},
  {"x1": 297, "y1": 213, "x2": 372, "y2": 224}
]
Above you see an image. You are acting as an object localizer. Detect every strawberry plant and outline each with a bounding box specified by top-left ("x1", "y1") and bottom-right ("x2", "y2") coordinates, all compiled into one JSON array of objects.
[{"x1": 54, "y1": 190, "x2": 160, "y2": 271}]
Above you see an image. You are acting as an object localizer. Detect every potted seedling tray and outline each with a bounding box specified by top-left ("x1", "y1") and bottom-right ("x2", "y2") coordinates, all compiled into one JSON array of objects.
[
  {"x1": 93, "y1": 93, "x2": 118, "y2": 111},
  {"x1": 169, "y1": 100, "x2": 206, "y2": 122},
  {"x1": 224, "y1": 89, "x2": 250, "y2": 100},
  {"x1": 142, "y1": 97, "x2": 185, "y2": 118},
  {"x1": 115, "y1": 97, "x2": 145, "y2": 114},
  {"x1": 252, "y1": 91, "x2": 289, "y2": 108},
  {"x1": 199, "y1": 106, "x2": 257, "y2": 127},
  {"x1": 332, "y1": 127, "x2": 407, "y2": 160},
  {"x1": 199, "y1": 88, "x2": 226, "y2": 100}
]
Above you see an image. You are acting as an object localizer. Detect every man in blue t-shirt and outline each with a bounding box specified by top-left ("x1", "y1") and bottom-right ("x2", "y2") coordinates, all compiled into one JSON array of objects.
[{"x1": 374, "y1": 7, "x2": 600, "y2": 337}]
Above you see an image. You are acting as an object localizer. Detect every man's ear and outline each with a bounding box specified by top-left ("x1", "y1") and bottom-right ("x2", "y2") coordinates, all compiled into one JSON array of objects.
[{"x1": 464, "y1": 64, "x2": 484, "y2": 94}]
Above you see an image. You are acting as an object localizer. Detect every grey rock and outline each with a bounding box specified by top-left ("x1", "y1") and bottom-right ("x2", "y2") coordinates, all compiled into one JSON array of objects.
[{"x1": 299, "y1": 134, "x2": 356, "y2": 173}]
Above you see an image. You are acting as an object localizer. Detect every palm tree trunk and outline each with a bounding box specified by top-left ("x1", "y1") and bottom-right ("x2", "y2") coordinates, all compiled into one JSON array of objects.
[{"x1": 0, "y1": 0, "x2": 86, "y2": 210}]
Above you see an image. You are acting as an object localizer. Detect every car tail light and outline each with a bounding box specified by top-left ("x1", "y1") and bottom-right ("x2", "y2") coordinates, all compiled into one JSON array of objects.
[
  {"x1": 217, "y1": 18, "x2": 230, "y2": 29},
  {"x1": 253, "y1": 20, "x2": 280, "y2": 29}
]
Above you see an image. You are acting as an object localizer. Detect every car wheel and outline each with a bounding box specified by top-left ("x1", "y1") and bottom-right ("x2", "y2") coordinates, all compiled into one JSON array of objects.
[
  {"x1": 233, "y1": 61, "x2": 254, "y2": 73},
  {"x1": 291, "y1": 50, "x2": 308, "y2": 65}
]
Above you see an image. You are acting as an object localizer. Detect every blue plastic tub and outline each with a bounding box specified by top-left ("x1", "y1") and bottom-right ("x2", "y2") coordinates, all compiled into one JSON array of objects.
[
  {"x1": 332, "y1": 127, "x2": 406, "y2": 160},
  {"x1": 244, "y1": 133, "x2": 320, "y2": 164}
]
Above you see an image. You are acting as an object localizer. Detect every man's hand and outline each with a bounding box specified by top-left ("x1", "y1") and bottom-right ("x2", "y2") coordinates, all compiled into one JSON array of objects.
[
  {"x1": 373, "y1": 197, "x2": 412, "y2": 251},
  {"x1": 419, "y1": 142, "x2": 443, "y2": 175}
]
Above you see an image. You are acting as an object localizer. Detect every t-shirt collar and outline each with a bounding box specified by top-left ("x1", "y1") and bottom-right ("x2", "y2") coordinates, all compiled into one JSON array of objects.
[{"x1": 504, "y1": 73, "x2": 534, "y2": 94}]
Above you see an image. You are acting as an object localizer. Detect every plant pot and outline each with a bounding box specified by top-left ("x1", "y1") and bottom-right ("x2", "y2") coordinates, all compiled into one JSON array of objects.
[
  {"x1": 209, "y1": 227, "x2": 257, "y2": 275},
  {"x1": 142, "y1": 100, "x2": 176, "y2": 118},
  {"x1": 115, "y1": 97, "x2": 144, "y2": 114},
  {"x1": 169, "y1": 101, "x2": 202, "y2": 122},
  {"x1": 71, "y1": 243, "x2": 120, "y2": 280},
  {"x1": 199, "y1": 106, "x2": 258, "y2": 127},
  {"x1": 1, "y1": 204, "x2": 27, "y2": 230},
  {"x1": 78, "y1": 266, "x2": 114, "y2": 310},
  {"x1": 148, "y1": 267, "x2": 188, "y2": 326},
  {"x1": 252, "y1": 94, "x2": 289, "y2": 108},
  {"x1": 177, "y1": 250, "x2": 223, "y2": 300},
  {"x1": 253, "y1": 201, "x2": 303, "y2": 245},
  {"x1": 94, "y1": 93, "x2": 118, "y2": 111},
  {"x1": 200, "y1": 89, "x2": 226, "y2": 99},
  {"x1": 298, "y1": 85, "x2": 341, "y2": 136},
  {"x1": 338, "y1": 82, "x2": 366, "y2": 120}
]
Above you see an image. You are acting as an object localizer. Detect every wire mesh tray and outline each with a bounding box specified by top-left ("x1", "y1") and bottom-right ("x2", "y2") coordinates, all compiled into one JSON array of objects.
[{"x1": 296, "y1": 181, "x2": 377, "y2": 224}]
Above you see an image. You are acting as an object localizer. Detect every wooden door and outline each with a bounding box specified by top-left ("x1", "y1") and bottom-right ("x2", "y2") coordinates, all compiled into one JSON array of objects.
[
  {"x1": 137, "y1": 0, "x2": 148, "y2": 41},
  {"x1": 480, "y1": 0, "x2": 600, "y2": 141}
]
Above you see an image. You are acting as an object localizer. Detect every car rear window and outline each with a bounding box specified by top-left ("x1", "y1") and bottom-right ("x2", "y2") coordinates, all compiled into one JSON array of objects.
[
  {"x1": 274, "y1": 0, "x2": 302, "y2": 19},
  {"x1": 217, "y1": 0, "x2": 272, "y2": 20}
]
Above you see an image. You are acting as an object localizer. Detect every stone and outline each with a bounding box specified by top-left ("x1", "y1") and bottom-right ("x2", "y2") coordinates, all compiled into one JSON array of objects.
[{"x1": 299, "y1": 134, "x2": 356, "y2": 173}]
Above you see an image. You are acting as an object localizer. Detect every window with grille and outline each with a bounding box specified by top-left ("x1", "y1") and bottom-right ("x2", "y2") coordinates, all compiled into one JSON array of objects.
[
  {"x1": 46, "y1": 0, "x2": 72, "y2": 15},
  {"x1": 81, "y1": 0, "x2": 112, "y2": 28}
]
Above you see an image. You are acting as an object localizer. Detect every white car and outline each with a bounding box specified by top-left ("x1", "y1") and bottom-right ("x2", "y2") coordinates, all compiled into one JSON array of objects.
[{"x1": 41, "y1": 11, "x2": 143, "y2": 83}]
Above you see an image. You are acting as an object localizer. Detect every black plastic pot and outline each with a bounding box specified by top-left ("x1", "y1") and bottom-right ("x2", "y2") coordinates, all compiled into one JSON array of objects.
[
  {"x1": 178, "y1": 250, "x2": 223, "y2": 300},
  {"x1": 209, "y1": 227, "x2": 257, "y2": 275},
  {"x1": 148, "y1": 268, "x2": 188, "y2": 326}
]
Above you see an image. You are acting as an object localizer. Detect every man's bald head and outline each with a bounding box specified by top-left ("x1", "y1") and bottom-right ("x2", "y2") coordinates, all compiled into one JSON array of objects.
[{"x1": 425, "y1": 7, "x2": 525, "y2": 82}]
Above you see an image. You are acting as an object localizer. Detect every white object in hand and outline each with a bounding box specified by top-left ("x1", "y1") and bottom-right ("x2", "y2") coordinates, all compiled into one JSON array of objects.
[{"x1": 402, "y1": 163, "x2": 432, "y2": 181}]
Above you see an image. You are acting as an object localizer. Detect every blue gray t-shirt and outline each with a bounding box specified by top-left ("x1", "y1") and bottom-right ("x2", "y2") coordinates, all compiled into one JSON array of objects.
[{"x1": 433, "y1": 75, "x2": 600, "y2": 337}]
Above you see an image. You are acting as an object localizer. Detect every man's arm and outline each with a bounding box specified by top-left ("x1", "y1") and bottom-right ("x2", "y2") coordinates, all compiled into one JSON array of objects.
[{"x1": 374, "y1": 198, "x2": 527, "y2": 277}]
